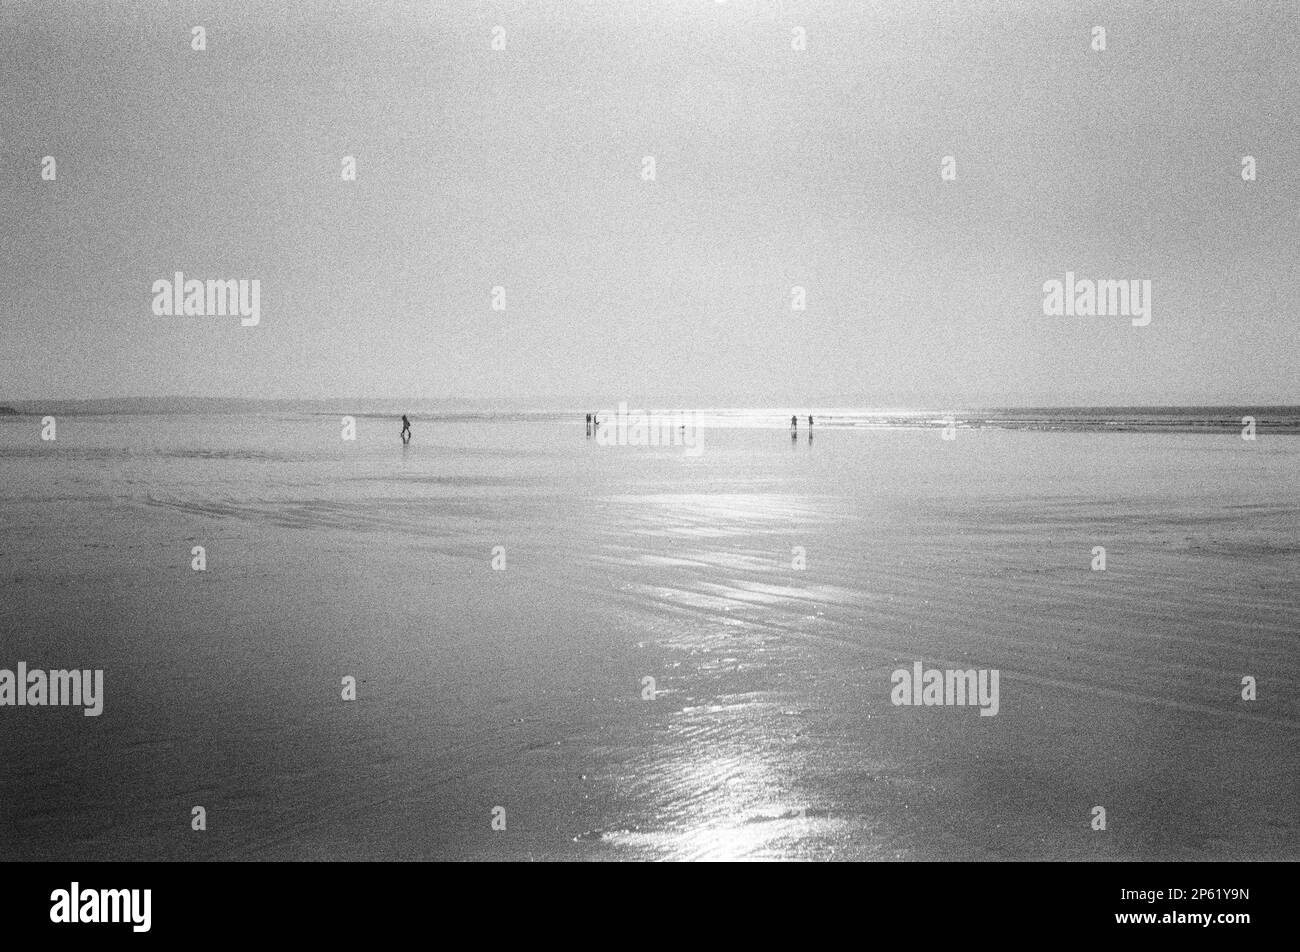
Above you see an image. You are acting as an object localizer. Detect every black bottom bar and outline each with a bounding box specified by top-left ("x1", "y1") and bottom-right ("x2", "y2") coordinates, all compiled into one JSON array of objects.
[{"x1": 0, "y1": 861, "x2": 1280, "y2": 940}]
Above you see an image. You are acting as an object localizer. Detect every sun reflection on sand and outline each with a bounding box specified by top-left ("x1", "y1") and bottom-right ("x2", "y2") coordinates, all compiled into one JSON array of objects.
[
  {"x1": 585, "y1": 492, "x2": 849, "y2": 858},
  {"x1": 601, "y1": 700, "x2": 841, "y2": 860},
  {"x1": 607, "y1": 493, "x2": 828, "y2": 538}
]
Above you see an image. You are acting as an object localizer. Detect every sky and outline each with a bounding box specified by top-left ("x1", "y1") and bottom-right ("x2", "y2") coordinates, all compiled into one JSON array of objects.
[{"x1": 1, "y1": 0, "x2": 1297, "y2": 406}]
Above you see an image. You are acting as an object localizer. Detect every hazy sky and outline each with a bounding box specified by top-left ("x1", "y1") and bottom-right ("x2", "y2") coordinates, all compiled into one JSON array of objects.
[{"x1": 2, "y1": 0, "x2": 1297, "y2": 405}]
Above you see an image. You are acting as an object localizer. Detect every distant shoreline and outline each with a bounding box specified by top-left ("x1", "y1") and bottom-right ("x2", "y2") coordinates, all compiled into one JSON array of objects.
[
  {"x1": 1, "y1": 401, "x2": 1297, "y2": 434},
  {"x1": 1, "y1": 398, "x2": 1297, "y2": 413}
]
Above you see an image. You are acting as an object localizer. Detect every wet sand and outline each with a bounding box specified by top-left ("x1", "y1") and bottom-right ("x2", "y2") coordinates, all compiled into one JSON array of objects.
[{"x1": 0, "y1": 415, "x2": 1296, "y2": 860}]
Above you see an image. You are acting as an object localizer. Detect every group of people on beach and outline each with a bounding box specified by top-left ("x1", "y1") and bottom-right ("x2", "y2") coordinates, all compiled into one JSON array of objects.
[{"x1": 402, "y1": 412, "x2": 816, "y2": 445}]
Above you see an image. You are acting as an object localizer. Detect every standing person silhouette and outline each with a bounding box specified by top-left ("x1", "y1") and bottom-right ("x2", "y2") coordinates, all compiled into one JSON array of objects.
[
  {"x1": 400, "y1": 414, "x2": 411, "y2": 443},
  {"x1": 808, "y1": 415, "x2": 814, "y2": 429}
]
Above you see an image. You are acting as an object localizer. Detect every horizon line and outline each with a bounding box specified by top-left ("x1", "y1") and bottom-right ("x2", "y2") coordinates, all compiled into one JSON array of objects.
[{"x1": 4, "y1": 397, "x2": 1299, "y2": 411}]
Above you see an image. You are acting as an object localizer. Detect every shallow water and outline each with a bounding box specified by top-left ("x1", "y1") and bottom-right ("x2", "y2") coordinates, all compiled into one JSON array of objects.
[{"x1": 0, "y1": 413, "x2": 1296, "y2": 860}]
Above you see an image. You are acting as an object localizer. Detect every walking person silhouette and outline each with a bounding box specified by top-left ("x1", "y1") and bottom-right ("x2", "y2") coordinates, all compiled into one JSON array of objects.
[{"x1": 400, "y1": 414, "x2": 411, "y2": 444}]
